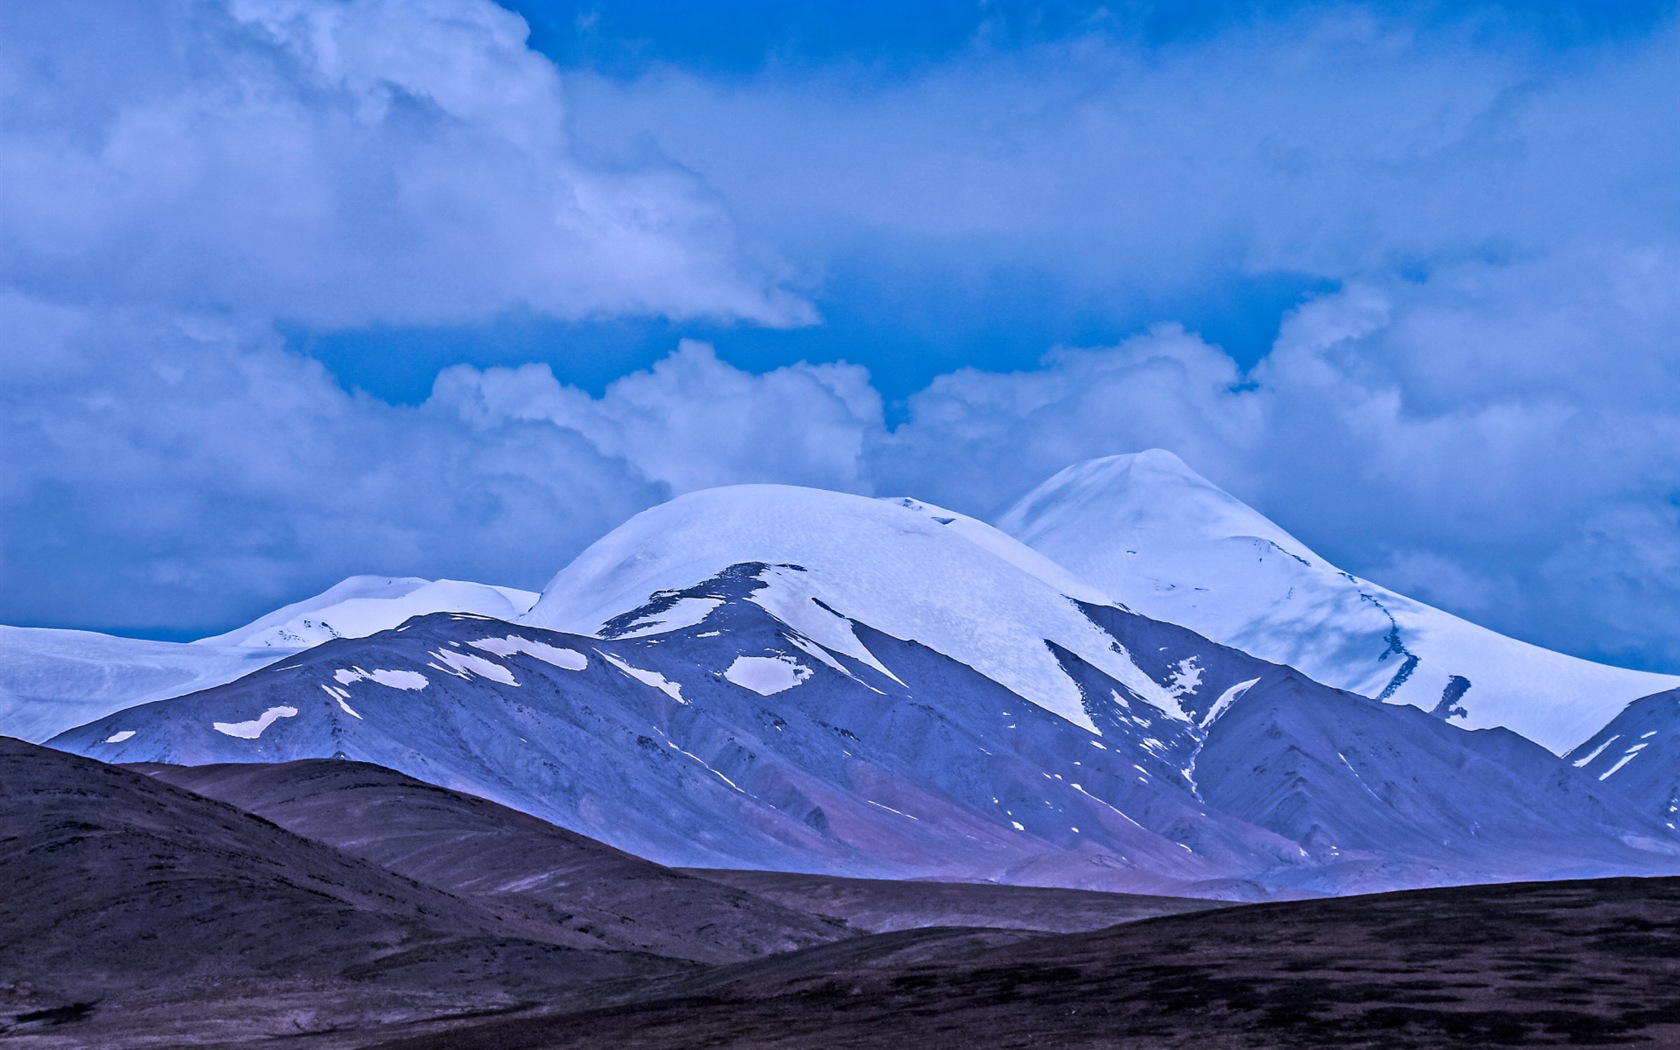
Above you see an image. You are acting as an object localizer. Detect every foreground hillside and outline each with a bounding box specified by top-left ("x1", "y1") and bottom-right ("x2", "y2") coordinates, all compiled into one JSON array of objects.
[
  {"x1": 371, "y1": 875, "x2": 1680, "y2": 1050},
  {"x1": 0, "y1": 737, "x2": 699, "y2": 1047},
  {"x1": 0, "y1": 738, "x2": 1221, "y2": 1048},
  {"x1": 9, "y1": 737, "x2": 1680, "y2": 1050}
]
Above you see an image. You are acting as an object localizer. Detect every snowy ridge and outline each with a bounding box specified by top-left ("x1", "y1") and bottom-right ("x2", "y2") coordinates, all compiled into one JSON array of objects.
[
  {"x1": 998, "y1": 450, "x2": 1680, "y2": 753},
  {"x1": 198, "y1": 576, "x2": 538, "y2": 649},
  {"x1": 0, "y1": 576, "x2": 539, "y2": 742},
  {"x1": 522, "y1": 484, "x2": 1186, "y2": 731},
  {"x1": 0, "y1": 626, "x2": 278, "y2": 743}
]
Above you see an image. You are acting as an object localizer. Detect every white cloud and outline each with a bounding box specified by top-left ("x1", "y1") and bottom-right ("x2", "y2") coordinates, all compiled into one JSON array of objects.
[
  {"x1": 563, "y1": 14, "x2": 1679, "y2": 295},
  {"x1": 0, "y1": 0, "x2": 809, "y2": 327},
  {"x1": 433, "y1": 339, "x2": 883, "y2": 494},
  {"x1": 0, "y1": 294, "x2": 663, "y2": 632},
  {"x1": 876, "y1": 324, "x2": 1264, "y2": 513},
  {"x1": 0, "y1": 312, "x2": 879, "y2": 633},
  {"x1": 876, "y1": 245, "x2": 1680, "y2": 667}
]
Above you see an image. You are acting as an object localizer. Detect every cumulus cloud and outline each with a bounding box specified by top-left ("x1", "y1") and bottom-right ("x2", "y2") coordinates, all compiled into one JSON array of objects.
[
  {"x1": 0, "y1": 0, "x2": 809, "y2": 327},
  {"x1": 0, "y1": 308, "x2": 876, "y2": 634},
  {"x1": 874, "y1": 325, "x2": 1264, "y2": 512},
  {"x1": 434, "y1": 340, "x2": 883, "y2": 494},
  {"x1": 0, "y1": 292, "x2": 666, "y2": 632},
  {"x1": 564, "y1": 11, "x2": 1679, "y2": 299},
  {"x1": 0, "y1": 0, "x2": 813, "y2": 631}
]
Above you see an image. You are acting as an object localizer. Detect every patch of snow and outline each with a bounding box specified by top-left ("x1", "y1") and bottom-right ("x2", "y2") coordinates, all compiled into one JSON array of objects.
[
  {"x1": 428, "y1": 649, "x2": 516, "y2": 686},
  {"x1": 866, "y1": 800, "x2": 920, "y2": 820},
  {"x1": 784, "y1": 633, "x2": 853, "y2": 677},
  {"x1": 1167, "y1": 656, "x2": 1204, "y2": 697},
  {"x1": 601, "y1": 653, "x2": 684, "y2": 703},
  {"x1": 1070, "y1": 782, "x2": 1148, "y2": 828},
  {"x1": 213, "y1": 705, "x2": 298, "y2": 739},
  {"x1": 724, "y1": 655, "x2": 812, "y2": 696},
  {"x1": 660, "y1": 738, "x2": 741, "y2": 791},
  {"x1": 468, "y1": 635, "x2": 588, "y2": 671},
  {"x1": 610, "y1": 597, "x2": 724, "y2": 639},
  {"x1": 1203, "y1": 677, "x2": 1262, "y2": 727},
  {"x1": 1573, "y1": 735, "x2": 1619, "y2": 768},
  {"x1": 104, "y1": 730, "x2": 134, "y2": 743},
  {"x1": 1600, "y1": 750, "x2": 1643, "y2": 780},
  {"x1": 334, "y1": 667, "x2": 429, "y2": 690}
]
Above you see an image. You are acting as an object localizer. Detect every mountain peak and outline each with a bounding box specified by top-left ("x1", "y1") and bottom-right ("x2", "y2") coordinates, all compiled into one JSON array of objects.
[
  {"x1": 523, "y1": 482, "x2": 1182, "y2": 730},
  {"x1": 997, "y1": 450, "x2": 1679, "y2": 754},
  {"x1": 998, "y1": 451, "x2": 1316, "y2": 570}
]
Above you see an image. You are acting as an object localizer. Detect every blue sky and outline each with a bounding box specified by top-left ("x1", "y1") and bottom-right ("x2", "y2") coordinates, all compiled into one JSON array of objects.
[{"x1": 2, "y1": 0, "x2": 1678, "y2": 673}]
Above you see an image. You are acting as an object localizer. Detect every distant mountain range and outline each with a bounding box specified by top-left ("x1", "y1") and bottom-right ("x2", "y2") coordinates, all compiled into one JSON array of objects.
[{"x1": 42, "y1": 479, "x2": 1680, "y2": 898}]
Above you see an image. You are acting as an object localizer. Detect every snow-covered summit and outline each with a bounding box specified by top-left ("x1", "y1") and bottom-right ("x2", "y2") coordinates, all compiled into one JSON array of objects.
[
  {"x1": 524, "y1": 484, "x2": 1182, "y2": 731},
  {"x1": 1003, "y1": 451, "x2": 1311, "y2": 562},
  {"x1": 998, "y1": 450, "x2": 1679, "y2": 754},
  {"x1": 199, "y1": 575, "x2": 538, "y2": 649}
]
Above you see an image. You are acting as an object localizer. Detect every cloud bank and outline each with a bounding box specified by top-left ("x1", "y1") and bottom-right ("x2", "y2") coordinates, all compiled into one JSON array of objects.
[{"x1": 3, "y1": 0, "x2": 1679, "y2": 678}]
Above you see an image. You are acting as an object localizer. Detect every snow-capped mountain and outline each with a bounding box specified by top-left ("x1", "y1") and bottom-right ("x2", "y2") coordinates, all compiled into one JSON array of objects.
[
  {"x1": 524, "y1": 485, "x2": 1188, "y2": 731},
  {"x1": 997, "y1": 450, "x2": 1679, "y2": 754},
  {"x1": 52, "y1": 485, "x2": 1680, "y2": 897},
  {"x1": 0, "y1": 576, "x2": 537, "y2": 741}
]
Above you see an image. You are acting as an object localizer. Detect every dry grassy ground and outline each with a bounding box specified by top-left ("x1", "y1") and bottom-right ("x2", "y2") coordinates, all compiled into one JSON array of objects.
[{"x1": 369, "y1": 876, "x2": 1680, "y2": 1050}]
